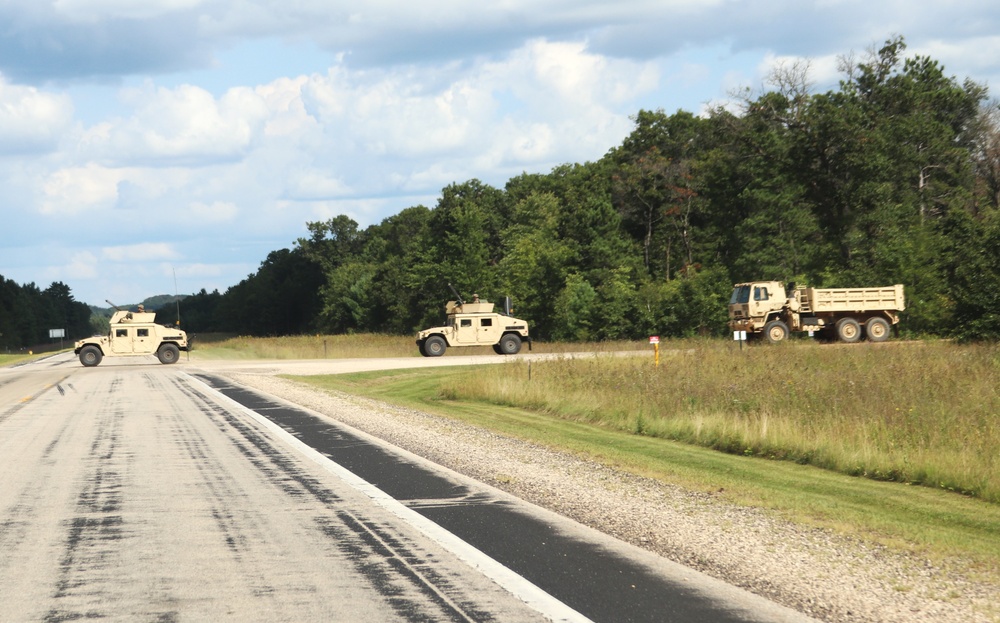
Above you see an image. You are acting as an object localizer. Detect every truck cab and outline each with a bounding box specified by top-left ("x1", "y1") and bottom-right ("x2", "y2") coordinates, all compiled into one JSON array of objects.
[{"x1": 729, "y1": 281, "x2": 787, "y2": 332}]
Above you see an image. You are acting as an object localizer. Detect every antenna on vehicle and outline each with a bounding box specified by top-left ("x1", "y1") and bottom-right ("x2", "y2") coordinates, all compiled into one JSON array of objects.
[{"x1": 173, "y1": 267, "x2": 181, "y2": 327}]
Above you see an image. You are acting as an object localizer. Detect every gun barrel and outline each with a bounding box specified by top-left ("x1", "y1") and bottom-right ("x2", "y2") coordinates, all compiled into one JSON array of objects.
[{"x1": 447, "y1": 283, "x2": 465, "y2": 306}]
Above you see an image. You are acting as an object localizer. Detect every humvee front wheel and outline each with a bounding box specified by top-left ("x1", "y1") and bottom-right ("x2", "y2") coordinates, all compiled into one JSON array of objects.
[
  {"x1": 157, "y1": 343, "x2": 180, "y2": 364},
  {"x1": 79, "y1": 345, "x2": 103, "y2": 367},
  {"x1": 423, "y1": 336, "x2": 446, "y2": 357},
  {"x1": 499, "y1": 333, "x2": 522, "y2": 355}
]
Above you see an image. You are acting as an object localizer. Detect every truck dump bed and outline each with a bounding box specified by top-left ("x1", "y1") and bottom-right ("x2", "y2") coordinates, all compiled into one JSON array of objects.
[{"x1": 799, "y1": 285, "x2": 905, "y2": 313}]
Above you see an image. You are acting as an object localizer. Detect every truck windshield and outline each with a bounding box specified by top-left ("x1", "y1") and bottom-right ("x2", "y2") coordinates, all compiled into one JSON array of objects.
[{"x1": 730, "y1": 285, "x2": 751, "y2": 305}]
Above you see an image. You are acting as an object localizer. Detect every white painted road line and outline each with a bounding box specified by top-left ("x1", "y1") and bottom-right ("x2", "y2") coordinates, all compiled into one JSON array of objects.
[{"x1": 185, "y1": 372, "x2": 594, "y2": 623}]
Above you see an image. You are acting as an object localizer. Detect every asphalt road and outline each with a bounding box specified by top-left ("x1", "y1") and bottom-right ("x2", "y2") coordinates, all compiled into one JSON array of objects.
[{"x1": 0, "y1": 353, "x2": 819, "y2": 623}]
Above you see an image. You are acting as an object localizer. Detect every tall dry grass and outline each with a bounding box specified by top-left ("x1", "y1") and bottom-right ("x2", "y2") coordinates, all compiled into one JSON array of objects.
[{"x1": 441, "y1": 340, "x2": 1000, "y2": 502}]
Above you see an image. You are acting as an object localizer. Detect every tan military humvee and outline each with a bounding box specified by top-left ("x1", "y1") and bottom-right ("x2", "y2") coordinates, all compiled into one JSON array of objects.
[
  {"x1": 416, "y1": 295, "x2": 531, "y2": 357},
  {"x1": 75, "y1": 309, "x2": 189, "y2": 366}
]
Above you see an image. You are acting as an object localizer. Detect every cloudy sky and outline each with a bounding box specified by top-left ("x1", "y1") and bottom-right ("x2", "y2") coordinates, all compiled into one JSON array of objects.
[{"x1": 2, "y1": 0, "x2": 999, "y2": 306}]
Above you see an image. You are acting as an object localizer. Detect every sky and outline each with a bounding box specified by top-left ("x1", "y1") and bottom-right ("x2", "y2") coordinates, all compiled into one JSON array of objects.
[{"x1": 2, "y1": 1, "x2": 1000, "y2": 307}]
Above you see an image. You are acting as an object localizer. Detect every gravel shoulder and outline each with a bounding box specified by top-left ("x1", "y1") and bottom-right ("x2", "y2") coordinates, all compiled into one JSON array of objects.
[{"x1": 212, "y1": 365, "x2": 999, "y2": 623}]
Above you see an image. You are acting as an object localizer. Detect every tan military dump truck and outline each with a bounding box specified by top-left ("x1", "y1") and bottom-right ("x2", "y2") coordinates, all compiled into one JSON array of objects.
[
  {"x1": 728, "y1": 281, "x2": 905, "y2": 343},
  {"x1": 416, "y1": 287, "x2": 531, "y2": 357},
  {"x1": 75, "y1": 304, "x2": 189, "y2": 366}
]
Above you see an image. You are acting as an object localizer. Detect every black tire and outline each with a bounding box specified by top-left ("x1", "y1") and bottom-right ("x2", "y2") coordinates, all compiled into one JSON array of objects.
[
  {"x1": 763, "y1": 320, "x2": 789, "y2": 343},
  {"x1": 492, "y1": 344, "x2": 504, "y2": 355},
  {"x1": 157, "y1": 343, "x2": 180, "y2": 364},
  {"x1": 499, "y1": 333, "x2": 522, "y2": 355},
  {"x1": 79, "y1": 345, "x2": 103, "y2": 367},
  {"x1": 836, "y1": 318, "x2": 862, "y2": 343},
  {"x1": 417, "y1": 340, "x2": 428, "y2": 357},
  {"x1": 865, "y1": 317, "x2": 891, "y2": 342},
  {"x1": 424, "y1": 335, "x2": 446, "y2": 357}
]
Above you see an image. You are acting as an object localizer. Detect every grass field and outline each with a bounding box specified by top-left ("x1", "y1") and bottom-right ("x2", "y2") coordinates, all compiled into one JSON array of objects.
[
  {"x1": 190, "y1": 332, "x2": 647, "y2": 360},
  {"x1": 287, "y1": 337, "x2": 1000, "y2": 574},
  {"x1": 0, "y1": 353, "x2": 43, "y2": 366}
]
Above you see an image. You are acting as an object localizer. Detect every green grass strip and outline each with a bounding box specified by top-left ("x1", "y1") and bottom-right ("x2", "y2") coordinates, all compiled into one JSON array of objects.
[{"x1": 289, "y1": 366, "x2": 1000, "y2": 577}]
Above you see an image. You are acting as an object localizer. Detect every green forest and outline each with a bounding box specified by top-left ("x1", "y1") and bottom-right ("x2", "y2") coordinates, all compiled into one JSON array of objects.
[{"x1": 5, "y1": 36, "x2": 1000, "y2": 348}]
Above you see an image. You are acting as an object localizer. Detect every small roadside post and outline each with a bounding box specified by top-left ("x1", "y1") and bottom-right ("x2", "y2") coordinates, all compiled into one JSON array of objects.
[
  {"x1": 649, "y1": 335, "x2": 660, "y2": 367},
  {"x1": 49, "y1": 328, "x2": 65, "y2": 350},
  {"x1": 734, "y1": 330, "x2": 747, "y2": 351}
]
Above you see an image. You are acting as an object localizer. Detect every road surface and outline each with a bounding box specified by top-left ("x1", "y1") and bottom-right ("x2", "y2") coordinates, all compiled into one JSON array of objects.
[{"x1": 0, "y1": 353, "x2": 817, "y2": 622}]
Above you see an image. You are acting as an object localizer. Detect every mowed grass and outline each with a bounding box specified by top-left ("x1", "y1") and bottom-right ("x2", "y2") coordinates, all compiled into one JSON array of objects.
[
  {"x1": 0, "y1": 353, "x2": 42, "y2": 366},
  {"x1": 289, "y1": 338, "x2": 1000, "y2": 574},
  {"x1": 190, "y1": 333, "x2": 418, "y2": 359}
]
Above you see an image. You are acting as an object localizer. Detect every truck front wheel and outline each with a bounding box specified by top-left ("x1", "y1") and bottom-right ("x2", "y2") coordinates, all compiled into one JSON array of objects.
[
  {"x1": 865, "y1": 317, "x2": 891, "y2": 342},
  {"x1": 157, "y1": 343, "x2": 180, "y2": 364},
  {"x1": 763, "y1": 320, "x2": 789, "y2": 343},
  {"x1": 79, "y1": 345, "x2": 103, "y2": 367},
  {"x1": 836, "y1": 318, "x2": 862, "y2": 343},
  {"x1": 424, "y1": 336, "x2": 446, "y2": 357},
  {"x1": 499, "y1": 334, "x2": 522, "y2": 355}
]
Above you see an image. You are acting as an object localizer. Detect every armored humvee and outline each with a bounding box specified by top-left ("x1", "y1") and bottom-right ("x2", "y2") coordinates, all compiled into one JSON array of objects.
[
  {"x1": 75, "y1": 307, "x2": 189, "y2": 367},
  {"x1": 416, "y1": 289, "x2": 531, "y2": 357}
]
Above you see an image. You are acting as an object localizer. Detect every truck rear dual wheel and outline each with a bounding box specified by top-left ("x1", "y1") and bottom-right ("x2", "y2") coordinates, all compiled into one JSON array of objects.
[
  {"x1": 865, "y1": 317, "x2": 891, "y2": 342},
  {"x1": 836, "y1": 318, "x2": 862, "y2": 343}
]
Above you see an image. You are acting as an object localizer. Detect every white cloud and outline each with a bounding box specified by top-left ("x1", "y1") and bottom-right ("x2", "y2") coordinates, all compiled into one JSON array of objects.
[
  {"x1": 102, "y1": 242, "x2": 179, "y2": 262},
  {"x1": 3, "y1": 0, "x2": 1000, "y2": 307},
  {"x1": 92, "y1": 84, "x2": 269, "y2": 166},
  {"x1": 187, "y1": 200, "x2": 239, "y2": 223},
  {"x1": 0, "y1": 79, "x2": 74, "y2": 154},
  {"x1": 52, "y1": 0, "x2": 205, "y2": 21},
  {"x1": 63, "y1": 251, "x2": 99, "y2": 280},
  {"x1": 41, "y1": 164, "x2": 123, "y2": 215}
]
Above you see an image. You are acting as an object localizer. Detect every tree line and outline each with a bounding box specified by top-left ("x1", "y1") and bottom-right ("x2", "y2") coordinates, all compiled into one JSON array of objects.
[
  {"x1": 10, "y1": 36, "x2": 1000, "y2": 344},
  {"x1": 0, "y1": 279, "x2": 92, "y2": 351}
]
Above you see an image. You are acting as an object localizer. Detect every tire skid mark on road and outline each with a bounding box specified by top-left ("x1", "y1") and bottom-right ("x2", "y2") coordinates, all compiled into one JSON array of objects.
[
  {"x1": 0, "y1": 375, "x2": 86, "y2": 603},
  {"x1": 45, "y1": 374, "x2": 132, "y2": 623},
  {"x1": 173, "y1": 374, "x2": 496, "y2": 623},
  {"x1": 0, "y1": 373, "x2": 71, "y2": 426},
  {"x1": 154, "y1": 373, "x2": 271, "y2": 567}
]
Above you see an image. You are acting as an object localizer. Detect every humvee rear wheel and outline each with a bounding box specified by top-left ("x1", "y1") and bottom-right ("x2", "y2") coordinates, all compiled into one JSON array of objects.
[
  {"x1": 865, "y1": 317, "x2": 890, "y2": 342},
  {"x1": 424, "y1": 336, "x2": 446, "y2": 357},
  {"x1": 79, "y1": 345, "x2": 103, "y2": 367},
  {"x1": 836, "y1": 317, "x2": 862, "y2": 343},
  {"x1": 157, "y1": 343, "x2": 180, "y2": 364},
  {"x1": 499, "y1": 334, "x2": 522, "y2": 355}
]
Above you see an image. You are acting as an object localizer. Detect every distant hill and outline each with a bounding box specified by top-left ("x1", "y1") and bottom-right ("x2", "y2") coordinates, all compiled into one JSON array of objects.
[{"x1": 89, "y1": 294, "x2": 188, "y2": 316}]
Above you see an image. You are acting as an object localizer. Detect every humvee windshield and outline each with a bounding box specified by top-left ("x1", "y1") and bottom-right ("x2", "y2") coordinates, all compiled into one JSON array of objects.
[{"x1": 730, "y1": 285, "x2": 751, "y2": 305}]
